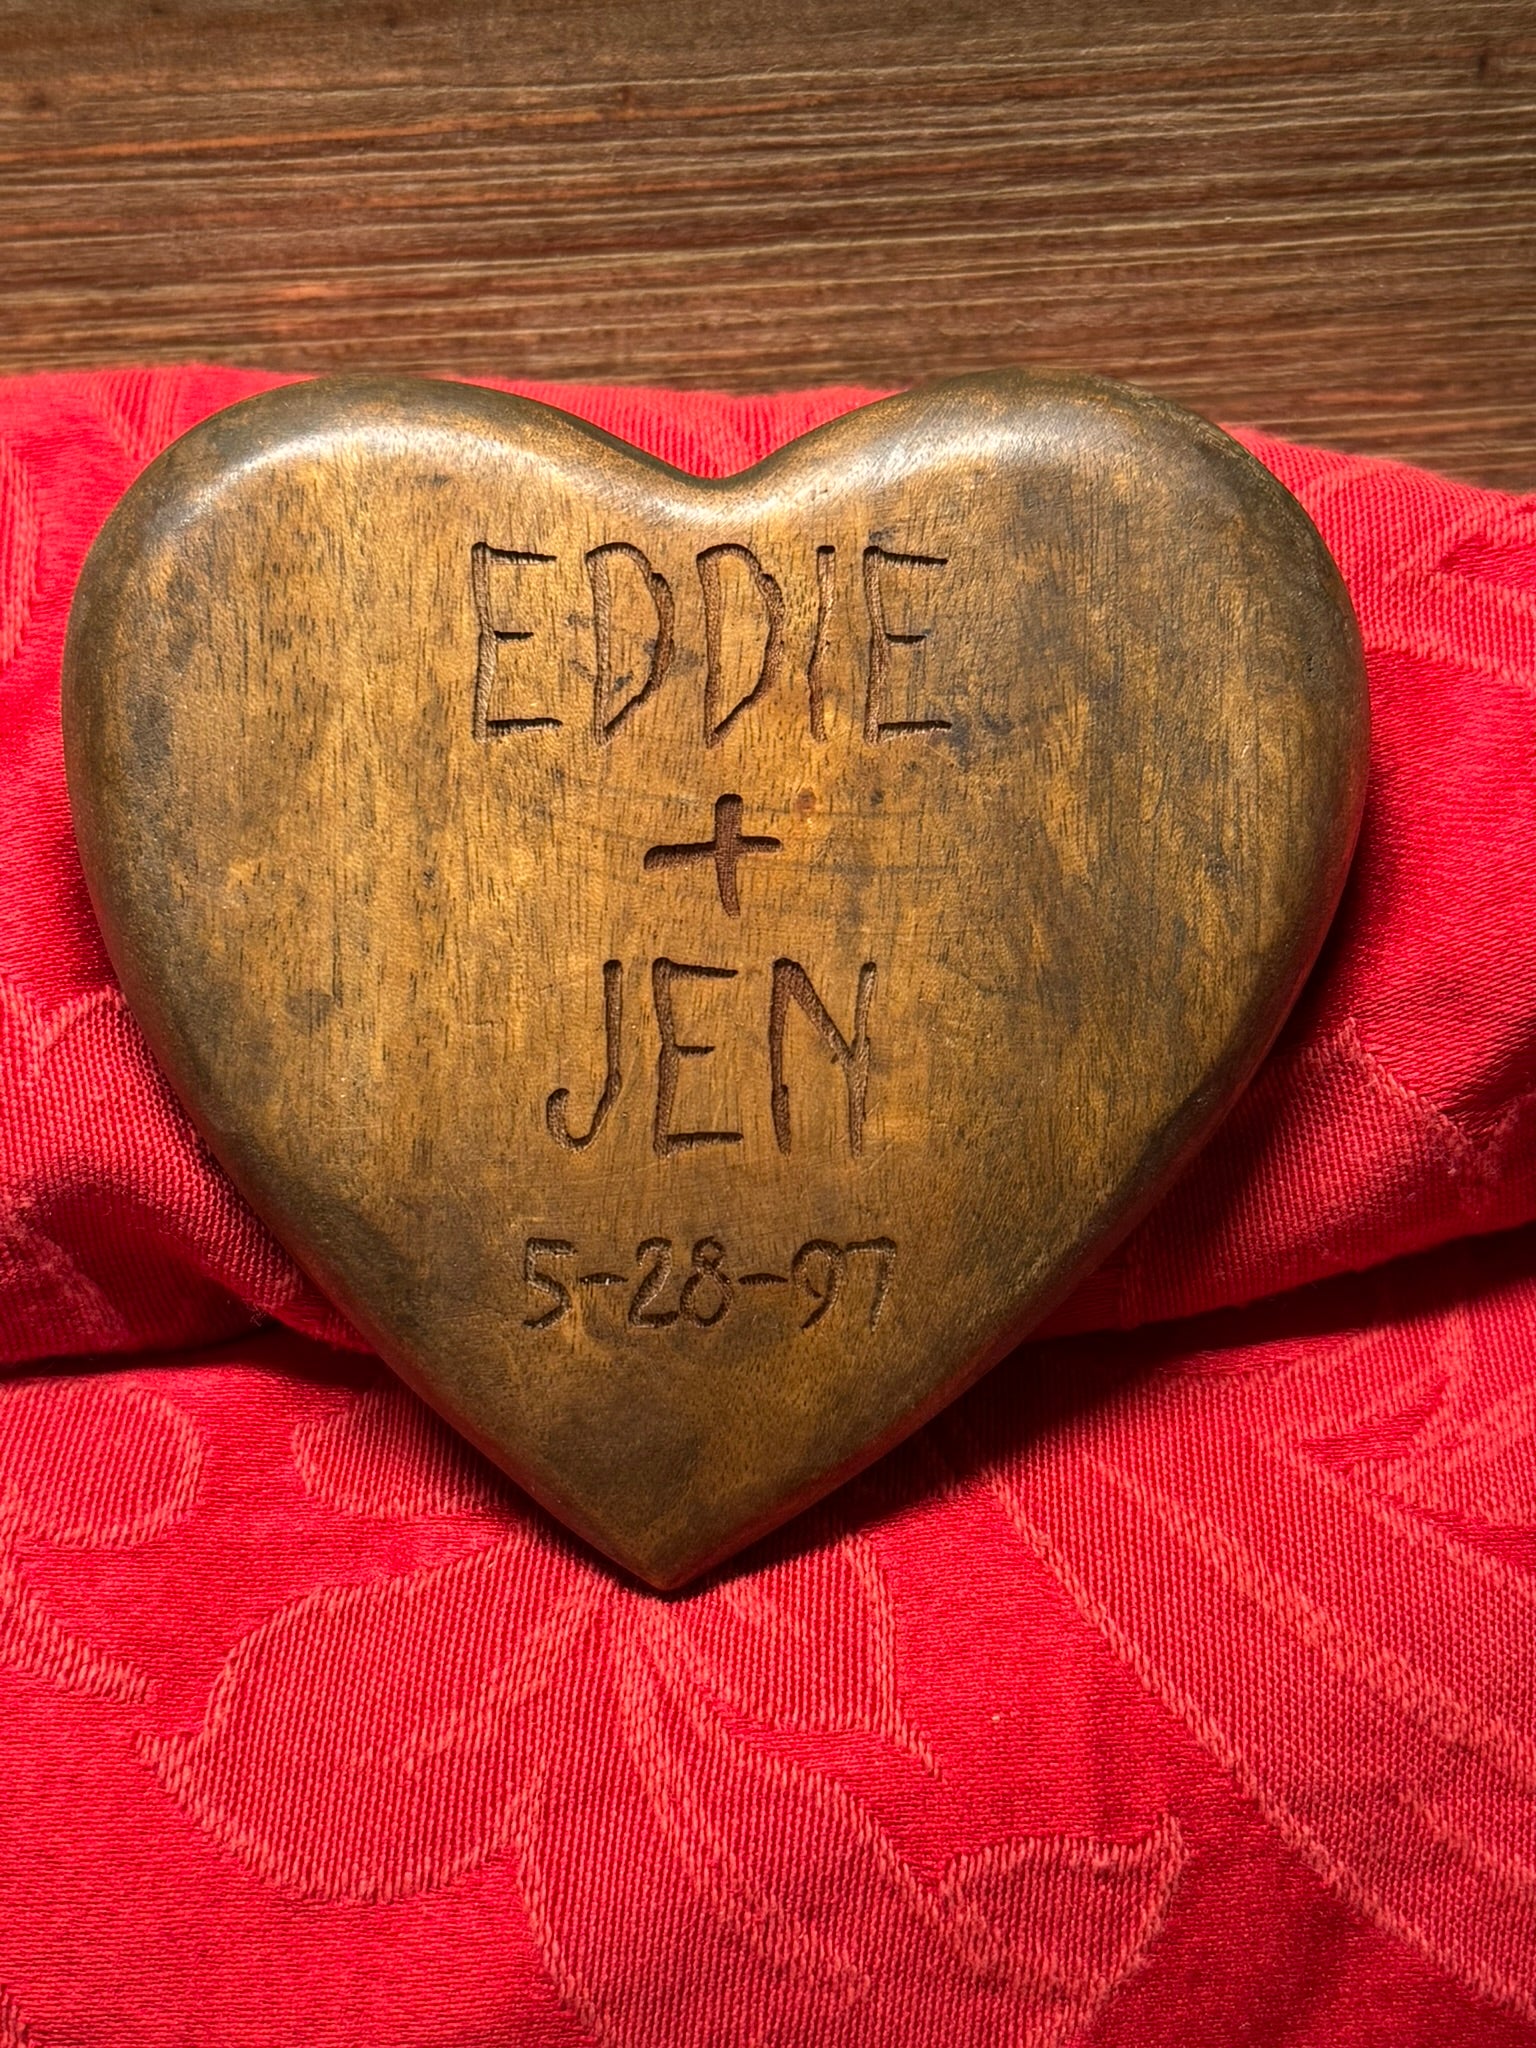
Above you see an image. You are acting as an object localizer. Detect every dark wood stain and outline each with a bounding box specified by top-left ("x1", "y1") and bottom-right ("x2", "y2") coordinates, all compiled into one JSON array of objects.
[{"x1": 61, "y1": 370, "x2": 1368, "y2": 1586}]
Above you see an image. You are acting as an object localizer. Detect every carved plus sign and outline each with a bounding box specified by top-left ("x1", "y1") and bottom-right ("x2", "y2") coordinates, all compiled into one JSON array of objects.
[{"x1": 643, "y1": 794, "x2": 783, "y2": 917}]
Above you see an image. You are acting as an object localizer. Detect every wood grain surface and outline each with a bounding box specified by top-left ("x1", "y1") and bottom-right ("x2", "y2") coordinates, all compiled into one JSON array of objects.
[
  {"x1": 62, "y1": 371, "x2": 1367, "y2": 1583},
  {"x1": 1, "y1": 0, "x2": 1534, "y2": 486}
]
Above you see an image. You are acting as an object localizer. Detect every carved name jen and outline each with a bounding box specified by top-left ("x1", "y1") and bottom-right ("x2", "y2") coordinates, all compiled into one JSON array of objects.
[
  {"x1": 547, "y1": 955, "x2": 878, "y2": 1161},
  {"x1": 471, "y1": 537, "x2": 953, "y2": 745}
]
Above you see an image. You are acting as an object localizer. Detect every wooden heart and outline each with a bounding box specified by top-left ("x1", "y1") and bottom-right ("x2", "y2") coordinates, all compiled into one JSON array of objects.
[{"x1": 62, "y1": 372, "x2": 1366, "y2": 1587}]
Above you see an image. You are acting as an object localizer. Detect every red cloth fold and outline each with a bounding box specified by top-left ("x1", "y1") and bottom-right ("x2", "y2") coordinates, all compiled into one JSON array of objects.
[{"x1": 1, "y1": 368, "x2": 1534, "y2": 2047}]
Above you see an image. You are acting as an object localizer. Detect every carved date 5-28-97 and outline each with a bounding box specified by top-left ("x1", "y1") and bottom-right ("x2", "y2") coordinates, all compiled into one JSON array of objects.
[{"x1": 522, "y1": 1234, "x2": 897, "y2": 1335}]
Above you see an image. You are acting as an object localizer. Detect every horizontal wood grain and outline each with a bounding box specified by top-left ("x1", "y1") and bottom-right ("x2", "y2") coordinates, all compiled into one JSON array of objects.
[{"x1": 2, "y1": 0, "x2": 1533, "y2": 484}]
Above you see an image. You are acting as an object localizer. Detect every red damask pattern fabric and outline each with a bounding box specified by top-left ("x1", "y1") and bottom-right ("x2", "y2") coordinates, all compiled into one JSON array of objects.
[{"x1": 0, "y1": 367, "x2": 1533, "y2": 2046}]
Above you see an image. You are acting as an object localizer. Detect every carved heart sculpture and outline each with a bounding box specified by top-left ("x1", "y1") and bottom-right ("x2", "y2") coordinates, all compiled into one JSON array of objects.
[{"x1": 62, "y1": 372, "x2": 1366, "y2": 1587}]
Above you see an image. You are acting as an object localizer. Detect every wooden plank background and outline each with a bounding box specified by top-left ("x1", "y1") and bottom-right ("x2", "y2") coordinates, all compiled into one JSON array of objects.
[{"x1": 1, "y1": 0, "x2": 1533, "y2": 485}]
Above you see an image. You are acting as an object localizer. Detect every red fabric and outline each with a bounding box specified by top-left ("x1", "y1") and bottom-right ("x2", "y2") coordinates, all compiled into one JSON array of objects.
[{"x1": 0, "y1": 365, "x2": 1534, "y2": 2046}]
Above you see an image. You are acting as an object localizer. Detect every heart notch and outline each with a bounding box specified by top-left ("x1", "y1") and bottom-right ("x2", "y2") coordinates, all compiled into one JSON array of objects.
[{"x1": 63, "y1": 372, "x2": 1367, "y2": 1587}]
